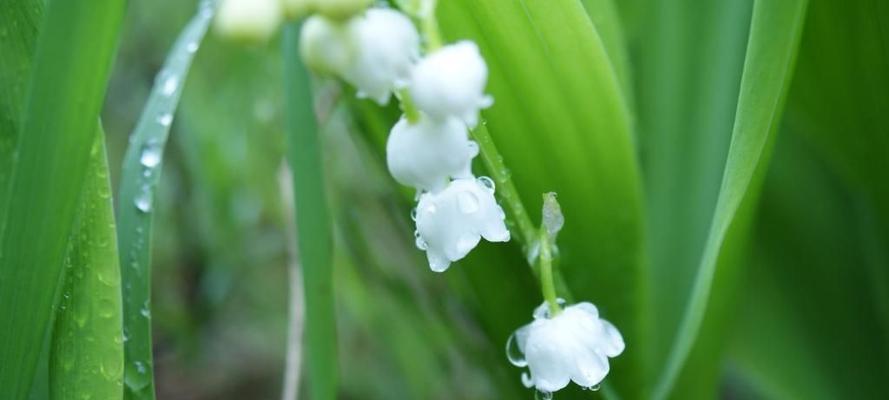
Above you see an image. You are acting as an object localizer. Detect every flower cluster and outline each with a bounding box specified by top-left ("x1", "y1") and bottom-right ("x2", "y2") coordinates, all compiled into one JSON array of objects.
[
  {"x1": 217, "y1": 0, "x2": 628, "y2": 395},
  {"x1": 300, "y1": 7, "x2": 509, "y2": 272},
  {"x1": 508, "y1": 301, "x2": 625, "y2": 395},
  {"x1": 215, "y1": 0, "x2": 373, "y2": 41}
]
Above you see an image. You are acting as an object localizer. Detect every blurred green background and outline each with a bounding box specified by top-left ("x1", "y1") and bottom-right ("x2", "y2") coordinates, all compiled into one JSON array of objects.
[{"x1": 91, "y1": 0, "x2": 888, "y2": 399}]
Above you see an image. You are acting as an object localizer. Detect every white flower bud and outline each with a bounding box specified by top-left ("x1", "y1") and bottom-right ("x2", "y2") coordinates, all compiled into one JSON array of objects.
[
  {"x1": 386, "y1": 116, "x2": 477, "y2": 192},
  {"x1": 215, "y1": 0, "x2": 282, "y2": 42},
  {"x1": 300, "y1": 16, "x2": 352, "y2": 76},
  {"x1": 508, "y1": 301, "x2": 625, "y2": 394},
  {"x1": 415, "y1": 178, "x2": 510, "y2": 272},
  {"x1": 409, "y1": 41, "x2": 493, "y2": 127},
  {"x1": 342, "y1": 8, "x2": 420, "y2": 105}
]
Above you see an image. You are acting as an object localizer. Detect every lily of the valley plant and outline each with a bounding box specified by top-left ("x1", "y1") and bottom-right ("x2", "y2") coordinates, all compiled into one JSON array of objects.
[{"x1": 217, "y1": 0, "x2": 627, "y2": 396}]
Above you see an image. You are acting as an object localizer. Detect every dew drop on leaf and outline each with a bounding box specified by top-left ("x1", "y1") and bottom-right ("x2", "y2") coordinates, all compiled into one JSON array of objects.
[
  {"x1": 139, "y1": 139, "x2": 162, "y2": 168},
  {"x1": 134, "y1": 186, "x2": 152, "y2": 213},
  {"x1": 161, "y1": 74, "x2": 178, "y2": 96},
  {"x1": 156, "y1": 112, "x2": 173, "y2": 127}
]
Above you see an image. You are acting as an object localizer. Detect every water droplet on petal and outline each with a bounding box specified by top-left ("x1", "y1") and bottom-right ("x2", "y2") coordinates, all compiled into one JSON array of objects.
[
  {"x1": 506, "y1": 332, "x2": 527, "y2": 367},
  {"x1": 457, "y1": 191, "x2": 480, "y2": 214},
  {"x1": 467, "y1": 141, "x2": 479, "y2": 156},
  {"x1": 414, "y1": 230, "x2": 427, "y2": 250},
  {"x1": 535, "y1": 390, "x2": 553, "y2": 400},
  {"x1": 521, "y1": 372, "x2": 534, "y2": 388},
  {"x1": 477, "y1": 176, "x2": 495, "y2": 191},
  {"x1": 410, "y1": 207, "x2": 418, "y2": 221}
]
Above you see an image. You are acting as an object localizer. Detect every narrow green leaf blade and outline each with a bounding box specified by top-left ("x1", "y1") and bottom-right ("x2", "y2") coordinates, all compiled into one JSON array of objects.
[
  {"x1": 731, "y1": 0, "x2": 889, "y2": 395},
  {"x1": 633, "y1": 1, "x2": 754, "y2": 392},
  {"x1": 0, "y1": 0, "x2": 42, "y2": 235},
  {"x1": 283, "y1": 23, "x2": 338, "y2": 400},
  {"x1": 115, "y1": 4, "x2": 215, "y2": 399},
  {"x1": 652, "y1": 0, "x2": 809, "y2": 397},
  {"x1": 580, "y1": 0, "x2": 634, "y2": 109},
  {"x1": 51, "y1": 128, "x2": 124, "y2": 400},
  {"x1": 0, "y1": 0, "x2": 125, "y2": 397}
]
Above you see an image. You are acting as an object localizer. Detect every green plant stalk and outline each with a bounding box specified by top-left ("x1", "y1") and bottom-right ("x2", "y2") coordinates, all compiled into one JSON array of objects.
[
  {"x1": 0, "y1": 0, "x2": 124, "y2": 397},
  {"x1": 420, "y1": 2, "x2": 443, "y2": 52},
  {"x1": 51, "y1": 127, "x2": 124, "y2": 400},
  {"x1": 115, "y1": 3, "x2": 215, "y2": 399},
  {"x1": 396, "y1": 88, "x2": 421, "y2": 124},
  {"x1": 538, "y1": 228, "x2": 561, "y2": 316},
  {"x1": 284, "y1": 22, "x2": 338, "y2": 400},
  {"x1": 469, "y1": 124, "x2": 538, "y2": 251}
]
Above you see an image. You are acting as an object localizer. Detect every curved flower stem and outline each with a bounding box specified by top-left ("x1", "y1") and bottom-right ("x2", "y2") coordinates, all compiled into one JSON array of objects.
[
  {"x1": 470, "y1": 124, "x2": 537, "y2": 251},
  {"x1": 405, "y1": 4, "x2": 562, "y2": 302},
  {"x1": 395, "y1": 88, "x2": 420, "y2": 124},
  {"x1": 420, "y1": 0, "x2": 443, "y2": 51},
  {"x1": 538, "y1": 227, "x2": 561, "y2": 316}
]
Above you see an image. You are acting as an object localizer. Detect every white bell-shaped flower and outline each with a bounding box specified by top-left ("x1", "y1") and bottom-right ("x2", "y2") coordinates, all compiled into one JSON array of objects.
[
  {"x1": 415, "y1": 177, "x2": 510, "y2": 272},
  {"x1": 409, "y1": 41, "x2": 493, "y2": 127},
  {"x1": 387, "y1": 116, "x2": 477, "y2": 192},
  {"x1": 507, "y1": 301, "x2": 625, "y2": 394},
  {"x1": 342, "y1": 8, "x2": 420, "y2": 105},
  {"x1": 215, "y1": 0, "x2": 283, "y2": 42},
  {"x1": 300, "y1": 15, "x2": 352, "y2": 76}
]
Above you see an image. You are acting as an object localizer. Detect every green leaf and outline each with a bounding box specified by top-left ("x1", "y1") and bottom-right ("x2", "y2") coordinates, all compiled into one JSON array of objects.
[
  {"x1": 436, "y1": 0, "x2": 645, "y2": 396},
  {"x1": 579, "y1": 0, "x2": 633, "y2": 109},
  {"x1": 651, "y1": 0, "x2": 809, "y2": 397},
  {"x1": 0, "y1": 0, "x2": 125, "y2": 397},
  {"x1": 729, "y1": 131, "x2": 889, "y2": 399},
  {"x1": 114, "y1": 4, "x2": 215, "y2": 399},
  {"x1": 283, "y1": 23, "x2": 338, "y2": 400},
  {"x1": 632, "y1": 0, "x2": 754, "y2": 391},
  {"x1": 0, "y1": 0, "x2": 42, "y2": 234},
  {"x1": 730, "y1": 0, "x2": 889, "y2": 396},
  {"x1": 51, "y1": 128, "x2": 124, "y2": 400}
]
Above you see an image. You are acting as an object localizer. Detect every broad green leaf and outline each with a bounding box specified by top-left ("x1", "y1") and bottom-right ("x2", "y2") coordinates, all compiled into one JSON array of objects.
[
  {"x1": 652, "y1": 0, "x2": 809, "y2": 397},
  {"x1": 730, "y1": 0, "x2": 889, "y2": 396},
  {"x1": 283, "y1": 23, "x2": 338, "y2": 400},
  {"x1": 730, "y1": 131, "x2": 889, "y2": 399},
  {"x1": 0, "y1": 0, "x2": 42, "y2": 236},
  {"x1": 51, "y1": 128, "x2": 124, "y2": 400},
  {"x1": 631, "y1": 0, "x2": 754, "y2": 391},
  {"x1": 0, "y1": 0, "x2": 125, "y2": 397},
  {"x1": 434, "y1": 0, "x2": 646, "y2": 397},
  {"x1": 579, "y1": 0, "x2": 633, "y2": 110},
  {"x1": 115, "y1": 3, "x2": 215, "y2": 399}
]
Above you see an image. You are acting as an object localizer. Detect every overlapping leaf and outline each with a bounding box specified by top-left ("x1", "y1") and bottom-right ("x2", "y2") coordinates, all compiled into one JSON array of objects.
[{"x1": 0, "y1": 0, "x2": 125, "y2": 397}]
